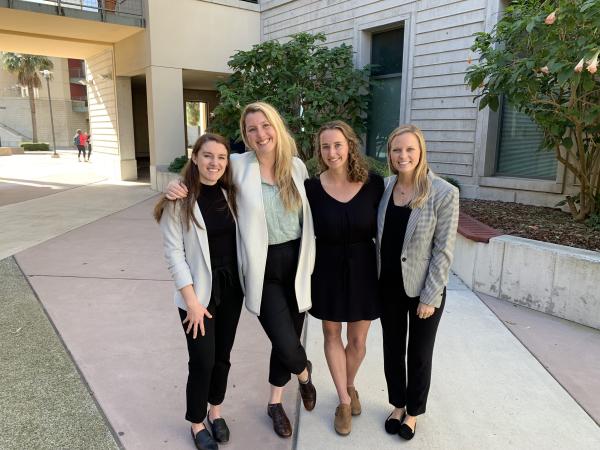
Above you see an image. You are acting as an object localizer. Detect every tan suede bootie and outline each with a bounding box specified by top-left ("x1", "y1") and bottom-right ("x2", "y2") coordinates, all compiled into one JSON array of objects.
[
  {"x1": 334, "y1": 403, "x2": 352, "y2": 436},
  {"x1": 347, "y1": 386, "x2": 361, "y2": 416}
]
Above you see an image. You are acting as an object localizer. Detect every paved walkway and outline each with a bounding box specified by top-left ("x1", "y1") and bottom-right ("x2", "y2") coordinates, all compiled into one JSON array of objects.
[{"x1": 1, "y1": 155, "x2": 599, "y2": 449}]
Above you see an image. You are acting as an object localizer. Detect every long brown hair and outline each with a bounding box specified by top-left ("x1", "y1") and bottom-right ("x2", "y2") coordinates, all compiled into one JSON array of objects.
[
  {"x1": 386, "y1": 124, "x2": 431, "y2": 209},
  {"x1": 239, "y1": 102, "x2": 302, "y2": 212},
  {"x1": 153, "y1": 133, "x2": 237, "y2": 228},
  {"x1": 314, "y1": 120, "x2": 369, "y2": 183}
]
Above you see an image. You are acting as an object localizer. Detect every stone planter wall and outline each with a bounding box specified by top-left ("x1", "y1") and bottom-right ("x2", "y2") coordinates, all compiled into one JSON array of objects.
[{"x1": 453, "y1": 234, "x2": 600, "y2": 330}]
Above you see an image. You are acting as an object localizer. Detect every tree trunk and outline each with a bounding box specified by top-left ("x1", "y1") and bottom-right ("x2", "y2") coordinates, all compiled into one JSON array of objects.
[{"x1": 28, "y1": 82, "x2": 38, "y2": 143}]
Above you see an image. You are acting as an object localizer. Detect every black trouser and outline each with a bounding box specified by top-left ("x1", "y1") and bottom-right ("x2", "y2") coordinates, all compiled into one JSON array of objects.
[
  {"x1": 77, "y1": 145, "x2": 86, "y2": 158},
  {"x1": 178, "y1": 263, "x2": 243, "y2": 423},
  {"x1": 87, "y1": 144, "x2": 91, "y2": 159},
  {"x1": 258, "y1": 239, "x2": 307, "y2": 387},
  {"x1": 380, "y1": 283, "x2": 445, "y2": 416}
]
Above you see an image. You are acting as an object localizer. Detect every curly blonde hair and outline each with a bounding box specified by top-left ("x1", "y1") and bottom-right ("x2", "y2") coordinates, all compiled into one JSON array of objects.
[{"x1": 314, "y1": 120, "x2": 368, "y2": 183}]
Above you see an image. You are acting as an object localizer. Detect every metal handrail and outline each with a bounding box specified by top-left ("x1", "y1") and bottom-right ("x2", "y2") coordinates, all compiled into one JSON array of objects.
[{"x1": 8, "y1": 0, "x2": 144, "y2": 22}]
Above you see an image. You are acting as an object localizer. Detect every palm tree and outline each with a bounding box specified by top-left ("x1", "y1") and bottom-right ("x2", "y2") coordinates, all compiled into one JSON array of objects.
[{"x1": 1, "y1": 53, "x2": 53, "y2": 143}]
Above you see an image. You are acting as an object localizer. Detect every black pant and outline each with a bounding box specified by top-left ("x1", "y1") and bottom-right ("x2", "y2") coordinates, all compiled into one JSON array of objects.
[
  {"x1": 380, "y1": 283, "x2": 445, "y2": 416},
  {"x1": 77, "y1": 145, "x2": 86, "y2": 158},
  {"x1": 258, "y1": 239, "x2": 307, "y2": 387},
  {"x1": 178, "y1": 265, "x2": 243, "y2": 423}
]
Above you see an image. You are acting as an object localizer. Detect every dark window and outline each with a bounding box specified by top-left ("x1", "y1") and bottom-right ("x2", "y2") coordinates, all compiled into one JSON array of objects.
[
  {"x1": 496, "y1": 101, "x2": 557, "y2": 180},
  {"x1": 367, "y1": 27, "x2": 404, "y2": 160}
]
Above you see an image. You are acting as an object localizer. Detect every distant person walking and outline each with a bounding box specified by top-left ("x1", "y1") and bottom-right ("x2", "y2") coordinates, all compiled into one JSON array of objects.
[
  {"x1": 73, "y1": 129, "x2": 87, "y2": 162},
  {"x1": 85, "y1": 132, "x2": 91, "y2": 162}
]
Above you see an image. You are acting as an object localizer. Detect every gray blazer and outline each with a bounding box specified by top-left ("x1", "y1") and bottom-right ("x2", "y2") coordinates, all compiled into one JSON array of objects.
[
  {"x1": 377, "y1": 173, "x2": 459, "y2": 308},
  {"x1": 159, "y1": 194, "x2": 244, "y2": 311},
  {"x1": 231, "y1": 152, "x2": 316, "y2": 315}
]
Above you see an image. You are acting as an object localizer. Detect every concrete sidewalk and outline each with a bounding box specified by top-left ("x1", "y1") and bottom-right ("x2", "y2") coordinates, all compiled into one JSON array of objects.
[
  {"x1": 1, "y1": 169, "x2": 599, "y2": 448},
  {"x1": 296, "y1": 277, "x2": 600, "y2": 449}
]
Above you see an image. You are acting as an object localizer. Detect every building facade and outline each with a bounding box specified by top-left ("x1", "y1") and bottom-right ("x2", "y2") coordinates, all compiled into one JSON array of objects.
[{"x1": 0, "y1": 0, "x2": 576, "y2": 207}]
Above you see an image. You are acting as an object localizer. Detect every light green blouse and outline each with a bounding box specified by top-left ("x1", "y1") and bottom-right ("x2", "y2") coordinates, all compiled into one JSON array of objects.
[{"x1": 261, "y1": 180, "x2": 302, "y2": 245}]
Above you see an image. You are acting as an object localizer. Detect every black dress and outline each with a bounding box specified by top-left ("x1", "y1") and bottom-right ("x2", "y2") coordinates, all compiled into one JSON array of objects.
[{"x1": 305, "y1": 173, "x2": 384, "y2": 322}]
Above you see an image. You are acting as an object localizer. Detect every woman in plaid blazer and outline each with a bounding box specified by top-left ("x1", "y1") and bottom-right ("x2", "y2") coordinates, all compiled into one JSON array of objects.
[{"x1": 377, "y1": 125, "x2": 459, "y2": 440}]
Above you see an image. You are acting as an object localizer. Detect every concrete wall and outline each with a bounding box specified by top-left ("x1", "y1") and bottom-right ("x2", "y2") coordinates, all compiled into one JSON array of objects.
[
  {"x1": 146, "y1": 0, "x2": 260, "y2": 73},
  {"x1": 260, "y1": 0, "x2": 579, "y2": 208},
  {"x1": 453, "y1": 234, "x2": 600, "y2": 330}
]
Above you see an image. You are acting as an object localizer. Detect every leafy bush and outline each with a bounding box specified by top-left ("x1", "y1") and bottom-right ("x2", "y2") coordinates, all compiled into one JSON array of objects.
[
  {"x1": 168, "y1": 155, "x2": 188, "y2": 174},
  {"x1": 466, "y1": 0, "x2": 600, "y2": 221},
  {"x1": 210, "y1": 33, "x2": 371, "y2": 161},
  {"x1": 586, "y1": 213, "x2": 600, "y2": 231},
  {"x1": 20, "y1": 142, "x2": 49, "y2": 151},
  {"x1": 305, "y1": 155, "x2": 389, "y2": 178}
]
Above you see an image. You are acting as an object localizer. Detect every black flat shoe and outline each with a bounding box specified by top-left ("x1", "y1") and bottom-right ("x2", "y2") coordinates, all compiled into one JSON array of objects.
[
  {"x1": 384, "y1": 412, "x2": 403, "y2": 434},
  {"x1": 208, "y1": 417, "x2": 230, "y2": 444},
  {"x1": 398, "y1": 421, "x2": 416, "y2": 440},
  {"x1": 190, "y1": 427, "x2": 218, "y2": 450}
]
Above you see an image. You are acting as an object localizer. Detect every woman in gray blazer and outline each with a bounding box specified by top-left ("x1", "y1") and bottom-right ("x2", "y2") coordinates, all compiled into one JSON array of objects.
[
  {"x1": 156, "y1": 133, "x2": 243, "y2": 450},
  {"x1": 377, "y1": 125, "x2": 459, "y2": 440},
  {"x1": 167, "y1": 102, "x2": 317, "y2": 439}
]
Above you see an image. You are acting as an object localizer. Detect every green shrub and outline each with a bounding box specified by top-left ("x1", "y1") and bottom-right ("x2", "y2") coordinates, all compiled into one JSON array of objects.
[
  {"x1": 20, "y1": 142, "x2": 50, "y2": 151},
  {"x1": 442, "y1": 176, "x2": 461, "y2": 192},
  {"x1": 168, "y1": 155, "x2": 188, "y2": 174},
  {"x1": 586, "y1": 213, "x2": 600, "y2": 231},
  {"x1": 305, "y1": 155, "x2": 389, "y2": 178}
]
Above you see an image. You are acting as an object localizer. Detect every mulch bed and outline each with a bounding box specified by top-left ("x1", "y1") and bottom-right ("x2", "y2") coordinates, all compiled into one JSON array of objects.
[{"x1": 459, "y1": 199, "x2": 600, "y2": 253}]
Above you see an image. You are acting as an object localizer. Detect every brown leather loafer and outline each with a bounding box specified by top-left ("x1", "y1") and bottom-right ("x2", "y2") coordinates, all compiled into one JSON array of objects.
[
  {"x1": 334, "y1": 403, "x2": 352, "y2": 436},
  {"x1": 298, "y1": 360, "x2": 317, "y2": 411},
  {"x1": 267, "y1": 403, "x2": 292, "y2": 438},
  {"x1": 347, "y1": 386, "x2": 361, "y2": 416}
]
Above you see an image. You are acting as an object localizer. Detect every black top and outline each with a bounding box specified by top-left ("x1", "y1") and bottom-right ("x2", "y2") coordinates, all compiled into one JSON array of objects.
[
  {"x1": 197, "y1": 183, "x2": 237, "y2": 268},
  {"x1": 380, "y1": 193, "x2": 412, "y2": 297},
  {"x1": 305, "y1": 173, "x2": 384, "y2": 322}
]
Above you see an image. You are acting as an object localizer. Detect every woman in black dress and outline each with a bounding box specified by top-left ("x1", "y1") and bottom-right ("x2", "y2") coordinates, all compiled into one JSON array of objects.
[{"x1": 305, "y1": 121, "x2": 383, "y2": 436}]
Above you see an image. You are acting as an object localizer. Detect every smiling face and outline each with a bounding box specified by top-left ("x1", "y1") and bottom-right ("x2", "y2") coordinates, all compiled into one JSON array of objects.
[
  {"x1": 192, "y1": 140, "x2": 228, "y2": 185},
  {"x1": 244, "y1": 111, "x2": 278, "y2": 156},
  {"x1": 389, "y1": 132, "x2": 422, "y2": 178},
  {"x1": 319, "y1": 129, "x2": 349, "y2": 171}
]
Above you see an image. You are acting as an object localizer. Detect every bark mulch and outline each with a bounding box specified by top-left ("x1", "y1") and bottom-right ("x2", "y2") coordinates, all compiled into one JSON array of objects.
[{"x1": 459, "y1": 199, "x2": 600, "y2": 253}]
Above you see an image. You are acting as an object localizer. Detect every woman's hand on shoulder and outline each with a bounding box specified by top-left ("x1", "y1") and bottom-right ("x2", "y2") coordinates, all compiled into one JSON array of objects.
[
  {"x1": 182, "y1": 301, "x2": 213, "y2": 339},
  {"x1": 166, "y1": 180, "x2": 188, "y2": 200},
  {"x1": 416, "y1": 302, "x2": 435, "y2": 319}
]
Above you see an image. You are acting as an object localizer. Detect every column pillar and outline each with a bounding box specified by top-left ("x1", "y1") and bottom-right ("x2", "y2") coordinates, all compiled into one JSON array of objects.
[{"x1": 146, "y1": 65, "x2": 185, "y2": 190}]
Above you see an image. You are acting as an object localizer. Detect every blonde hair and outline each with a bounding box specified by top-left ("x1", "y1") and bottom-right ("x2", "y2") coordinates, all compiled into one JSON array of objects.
[
  {"x1": 240, "y1": 102, "x2": 301, "y2": 211},
  {"x1": 315, "y1": 120, "x2": 369, "y2": 183},
  {"x1": 387, "y1": 124, "x2": 431, "y2": 209}
]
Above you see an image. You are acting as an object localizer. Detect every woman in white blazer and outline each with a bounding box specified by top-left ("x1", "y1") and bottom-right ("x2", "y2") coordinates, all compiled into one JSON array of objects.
[
  {"x1": 378, "y1": 125, "x2": 459, "y2": 440},
  {"x1": 155, "y1": 133, "x2": 244, "y2": 450},
  {"x1": 167, "y1": 102, "x2": 317, "y2": 439}
]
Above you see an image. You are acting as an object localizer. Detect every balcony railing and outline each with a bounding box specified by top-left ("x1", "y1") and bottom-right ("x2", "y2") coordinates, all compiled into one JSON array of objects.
[{"x1": 4, "y1": 0, "x2": 145, "y2": 26}]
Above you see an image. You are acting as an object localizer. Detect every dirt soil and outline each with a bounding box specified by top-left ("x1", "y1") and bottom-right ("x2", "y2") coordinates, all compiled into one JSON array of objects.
[{"x1": 459, "y1": 199, "x2": 600, "y2": 253}]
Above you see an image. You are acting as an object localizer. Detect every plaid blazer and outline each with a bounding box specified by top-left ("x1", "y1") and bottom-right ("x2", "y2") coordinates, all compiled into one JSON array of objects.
[{"x1": 376, "y1": 173, "x2": 459, "y2": 308}]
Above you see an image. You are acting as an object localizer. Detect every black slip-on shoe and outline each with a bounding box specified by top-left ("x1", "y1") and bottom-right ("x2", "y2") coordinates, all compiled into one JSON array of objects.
[
  {"x1": 190, "y1": 427, "x2": 218, "y2": 450},
  {"x1": 208, "y1": 417, "x2": 230, "y2": 444}
]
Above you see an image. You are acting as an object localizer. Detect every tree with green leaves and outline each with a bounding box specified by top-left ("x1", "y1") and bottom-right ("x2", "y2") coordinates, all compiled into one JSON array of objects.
[
  {"x1": 210, "y1": 33, "x2": 371, "y2": 161},
  {"x1": 465, "y1": 0, "x2": 600, "y2": 221},
  {"x1": 1, "y1": 53, "x2": 54, "y2": 143}
]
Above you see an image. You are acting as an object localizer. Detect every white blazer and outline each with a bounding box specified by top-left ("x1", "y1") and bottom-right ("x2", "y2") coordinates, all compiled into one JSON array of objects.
[
  {"x1": 159, "y1": 193, "x2": 244, "y2": 311},
  {"x1": 377, "y1": 173, "x2": 459, "y2": 308},
  {"x1": 231, "y1": 152, "x2": 316, "y2": 315}
]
